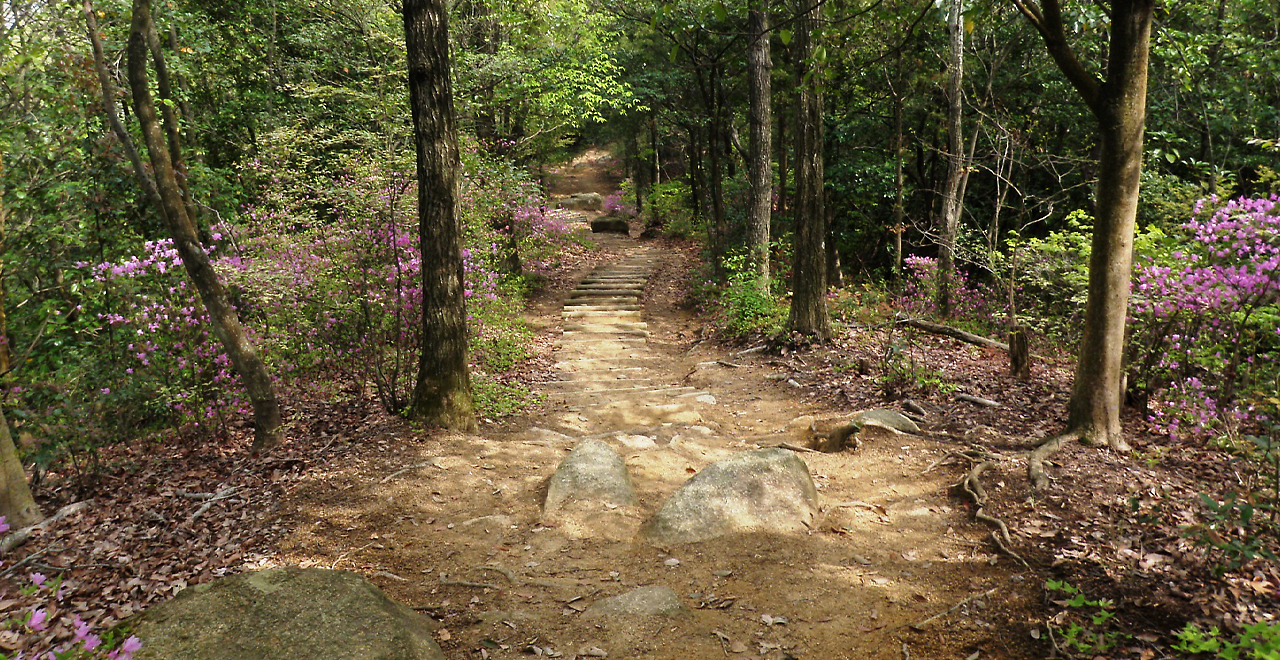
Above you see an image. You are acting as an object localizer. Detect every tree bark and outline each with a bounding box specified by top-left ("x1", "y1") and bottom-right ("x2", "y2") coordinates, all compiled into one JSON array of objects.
[
  {"x1": 127, "y1": 0, "x2": 284, "y2": 451},
  {"x1": 84, "y1": 0, "x2": 162, "y2": 211},
  {"x1": 747, "y1": 1, "x2": 773, "y2": 286},
  {"x1": 787, "y1": 0, "x2": 831, "y2": 339},
  {"x1": 403, "y1": 0, "x2": 477, "y2": 431},
  {"x1": 0, "y1": 405, "x2": 41, "y2": 529},
  {"x1": 1014, "y1": 0, "x2": 1155, "y2": 453},
  {"x1": 936, "y1": 0, "x2": 965, "y2": 318}
]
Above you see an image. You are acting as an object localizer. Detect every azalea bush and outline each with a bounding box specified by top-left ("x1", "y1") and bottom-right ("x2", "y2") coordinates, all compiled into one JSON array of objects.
[{"x1": 1127, "y1": 195, "x2": 1280, "y2": 443}]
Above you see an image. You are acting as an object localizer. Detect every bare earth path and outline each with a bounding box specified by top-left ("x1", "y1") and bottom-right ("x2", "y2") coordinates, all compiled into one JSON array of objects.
[{"x1": 275, "y1": 152, "x2": 1034, "y2": 659}]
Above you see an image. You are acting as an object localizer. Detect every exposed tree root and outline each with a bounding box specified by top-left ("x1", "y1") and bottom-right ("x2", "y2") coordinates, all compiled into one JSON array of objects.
[
  {"x1": 1027, "y1": 429, "x2": 1083, "y2": 491},
  {"x1": 955, "y1": 460, "x2": 1029, "y2": 568}
]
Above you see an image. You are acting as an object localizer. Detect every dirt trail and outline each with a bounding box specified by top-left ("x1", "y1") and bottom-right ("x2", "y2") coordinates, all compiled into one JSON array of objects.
[{"x1": 276, "y1": 151, "x2": 1031, "y2": 659}]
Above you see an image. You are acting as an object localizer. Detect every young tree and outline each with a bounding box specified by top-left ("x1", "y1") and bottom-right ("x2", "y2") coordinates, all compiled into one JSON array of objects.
[
  {"x1": 1015, "y1": 0, "x2": 1156, "y2": 485},
  {"x1": 787, "y1": 0, "x2": 832, "y2": 339},
  {"x1": 127, "y1": 0, "x2": 284, "y2": 452},
  {"x1": 935, "y1": 0, "x2": 965, "y2": 318},
  {"x1": 746, "y1": 0, "x2": 773, "y2": 286},
  {"x1": 403, "y1": 0, "x2": 478, "y2": 431}
]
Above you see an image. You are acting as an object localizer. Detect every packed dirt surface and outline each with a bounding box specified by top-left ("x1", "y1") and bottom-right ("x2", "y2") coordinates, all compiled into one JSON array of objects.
[{"x1": 273, "y1": 154, "x2": 1038, "y2": 660}]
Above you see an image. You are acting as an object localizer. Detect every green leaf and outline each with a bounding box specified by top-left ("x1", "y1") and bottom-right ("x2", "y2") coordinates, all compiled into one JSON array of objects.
[
  {"x1": 1164, "y1": 151, "x2": 1176, "y2": 163},
  {"x1": 669, "y1": 44, "x2": 680, "y2": 63},
  {"x1": 712, "y1": 1, "x2": 728, "y2": 22},
  {"x1": 778, "y1": 29, "x2": 792, "y2": 46},
  {"x1": 813, "y1": 45, "x2": 827, "y2": 64}
]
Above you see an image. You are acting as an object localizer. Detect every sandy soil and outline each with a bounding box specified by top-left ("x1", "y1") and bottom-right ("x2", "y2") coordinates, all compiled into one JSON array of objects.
[{"x1": 273, "y1": 150, "x2": 1038, "y2": 660}]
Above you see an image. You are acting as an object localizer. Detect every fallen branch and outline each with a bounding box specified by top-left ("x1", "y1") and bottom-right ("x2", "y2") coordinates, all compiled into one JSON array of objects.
[
  {"x1": 895, "y1": 315, "x2": 1009, "y2": 351},
  {"x1": 956, "y1": 393, "x2": 1001, "y2": 408},
  {"x1": 1027, "y1": 430, "x2": 1082, "y2": 491},
  {"x1": 716, "y1": 360, "x2": 741, "y2": 368},
  {"x1": 379, "y1": 461, "x2": 439, "y2": 484},
  {"x1": 0, "y1": 501, "x2": 92, "y2": 555},
  {"x1": 188, "y1": 486, "x2": 239, "y2": 522},
  {"x1": 903, "y1": 587, "x2": 999, "y2": 631},
  {"x1": 440, "y1": 576, "x2": 503, "y2": 590},
  {"x1": 772, "y1": 442, "x2": 820, "y2": 453}
]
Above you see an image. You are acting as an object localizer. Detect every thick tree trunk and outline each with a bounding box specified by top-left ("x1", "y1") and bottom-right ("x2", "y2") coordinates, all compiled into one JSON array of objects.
[
  {"x1": 128, "y1": 0, "x2": 284, "y2": 451},
  {"x1": 935, "y1": 0, "x2": 965, "y2": 318},
  {"x1": 0, "y1": 405, "x2": 40, "y2": 529},
  {"x1": 787, "y1": 0, "x2": 831, "y2": 339},
  {"x1": 747, "y1": 1, "x2": 773, "y2": 286},
  {"x1": 1015, "y1": 0, "x2": 1154, "y2": 455},
  {"x1": 403, "y1": 0, "x2": 477, "y2": 431},
  {"x1": 0, "y1": 155, "x2": 8, "y2": 377}
]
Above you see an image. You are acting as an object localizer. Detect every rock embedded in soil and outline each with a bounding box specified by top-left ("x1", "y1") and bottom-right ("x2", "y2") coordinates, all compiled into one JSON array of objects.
[
  {"x1": 544, "y1": 438, "x2": 639, "y2": 516},
  {"x1": 132, "y1": 567, "x2": 444, "y2": 660},
  {"x1": 590, "y1": 217, "x2": 631, "y2": 234},
  {"x1": 851, "y1": 409, "x2": 921, "y2": 434},
  {"x1": 582, "y1": 585, "x2": 687, "y2": 619},
  {"x1": 641, "y1": 448, "x2": 819, "y2": 545},
  {"x1": 558, "y1": 192, "x2": 605, "y2": 211}
]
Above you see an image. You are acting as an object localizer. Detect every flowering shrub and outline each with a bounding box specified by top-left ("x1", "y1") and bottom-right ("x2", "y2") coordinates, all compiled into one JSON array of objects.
[
  {"x1": 1128, "y1": 195, "x2": 1280, "y2": 442},
  {"x1": 900, "y1": 255, "x2": 1002, "y2": 334},
  {"x1": 0, "y1": 518, "x2": 141, "y2": 660}
]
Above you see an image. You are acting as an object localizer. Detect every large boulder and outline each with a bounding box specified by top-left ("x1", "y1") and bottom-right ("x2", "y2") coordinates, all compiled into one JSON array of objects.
[
  {"x1": 641, "y1": 448, "x2": 819, "y2": 545},
  {"x1": 590, "y1": 217, "x2": 630, "y2": 234},
  {"x1": 558, "y1": 192, "x2": 605, "y2": 211},
  {"x1": 133, "y1": 568, "x2": 444, "y2": 660},
  {"x1": 544, "y1": 438, "x2": 638, "y2": 515}
]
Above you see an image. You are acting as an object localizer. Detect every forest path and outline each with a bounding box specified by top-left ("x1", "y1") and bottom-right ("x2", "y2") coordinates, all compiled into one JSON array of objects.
[{"x1": 275, "y1": 156, "x2": 1032, "y2": 659}]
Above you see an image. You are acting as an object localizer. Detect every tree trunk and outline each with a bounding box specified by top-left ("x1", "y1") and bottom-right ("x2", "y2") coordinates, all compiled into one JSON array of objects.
[
  {"x1": 0, "y1": 154, "x2": 8, "y2": 377},
  {"x1": 935, "y1": 0, "x2": 965, "y2": 319},
  {"x1": 84, "y1": 0, "x2": 163, "y2": 211},
  {"x1": 747, "y1": 1, "x2": 773, "y2": 286},
  {"x1": 0, "y1": 405, "x2": 40, "y2": 529},
  {"x1": 786, "y1": 0, "x2": 831, "y2": 339},
  {"x1": 889, "y1": 58, "x2": 905, "y2": 279},
  {"x1": 403, "y1": 0, "x2": 477, "y2": 431},
  {"x1": 127, "y1": 0, "x2": 283, "y2": 451},
  {"x1": 1015, "y1": 0, "x2": 1155, "y2": 453}
]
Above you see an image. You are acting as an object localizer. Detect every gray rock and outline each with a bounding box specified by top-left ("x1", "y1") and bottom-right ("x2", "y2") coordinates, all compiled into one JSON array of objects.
[
  {"x1": 583, "y1": 586, "x2": 687, "y2": 619},
  {"x1": 642, "y1": 448, "x2": 819, "y2": 545},
  {"x1": 133, "y1": 567, "x2": 443, "y2": 660},
  {"x1": 851, "y1": 409, "x2": 920, "y2": 434},
  {"x1": 544, "y1": 439, "x2": 638, "y2": 516},
  {"x1": 558, "y1": 192, "x2": 605, "y2": 211},
  {"x1": 591, "y1": 217, "x2": 630, "y2": 234}
]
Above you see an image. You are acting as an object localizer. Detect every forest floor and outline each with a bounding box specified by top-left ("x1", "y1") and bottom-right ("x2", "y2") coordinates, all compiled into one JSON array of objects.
[{"x1": 3, "y1": 149, "x2": 1275, "y2": 660}]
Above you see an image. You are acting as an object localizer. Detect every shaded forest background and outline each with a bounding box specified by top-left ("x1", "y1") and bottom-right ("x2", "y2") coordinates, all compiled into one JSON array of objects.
[{"x1": 2, "y1": 0, "x2": 1279, "y2": 657}]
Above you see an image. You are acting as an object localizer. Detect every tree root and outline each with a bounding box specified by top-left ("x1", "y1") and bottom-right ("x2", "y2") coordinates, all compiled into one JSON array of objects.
[
  {"x1": 1027, "y1": 430, "x2": 1082, "y2": 492},
  {"x1": 955, "y1": 461, "x2": 1029, "y2": 568},
  {"x1": 0, "y1": 501, "x2": 92, "y2": 555}
]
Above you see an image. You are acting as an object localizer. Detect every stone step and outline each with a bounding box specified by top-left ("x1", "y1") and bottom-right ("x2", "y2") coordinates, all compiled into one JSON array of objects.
[
  {"x1": 544, "y1": 379, "x2": 657, "y2": 391},
  {"x1": 561, "y1": 330, "x2": 651, "y2": 339},
  {"x1": 564, "y1": 296, "x2": 640, "y2": 305},
  {"x1": 562, "y1": 311, "x2": 644, "y2": 320},
  {"x1": 559, "y1": 304, "x2": 643, "y2": 312},
  {"x1": 562, "y1": 321, "x2": 648, "y2": 331},
  {"x1": 569, "y1": 289, "x2": 643, "y2": 297},
  {"x1": 549, "y1": 385, "x2": 698, "y2": 398},
  {"x1": 554, "y1": 358, "x2": 658, "y2": 370}
]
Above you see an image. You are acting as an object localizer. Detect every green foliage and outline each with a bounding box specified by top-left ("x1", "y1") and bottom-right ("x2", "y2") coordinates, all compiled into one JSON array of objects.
[
  {"x1": 470, "y1": 374, "x2": 541, "y2": 420},
  {"x1": 1174, "y1": 621, "x2": 1280, "y2": 659},
  {"x1": 1183, "y1": 424, "x2": 1279, "y2": 575},
  {"x1": 646, "y1": 180, "x2": 697, "y2": 237},
  {"x1": 1043, "y1": 580, "x2": 1129, "y2": 655},
  {"x1": 715, "y1": 249, "x2": 786, "y2": 338}
]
